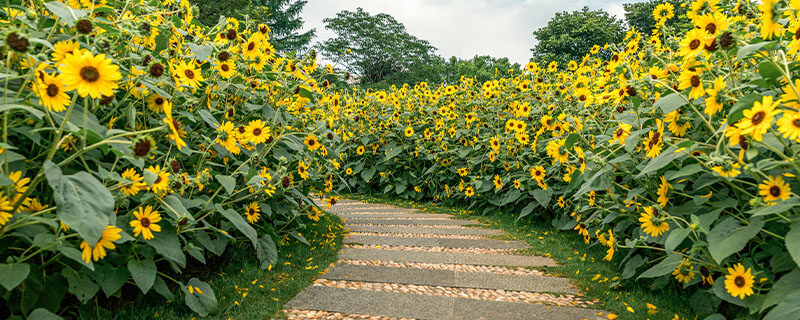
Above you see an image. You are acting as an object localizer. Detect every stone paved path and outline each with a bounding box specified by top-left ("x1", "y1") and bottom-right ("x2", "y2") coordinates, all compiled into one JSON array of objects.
[{"x1": 283, "y1": 199, "x2": 611, "y2": 320}]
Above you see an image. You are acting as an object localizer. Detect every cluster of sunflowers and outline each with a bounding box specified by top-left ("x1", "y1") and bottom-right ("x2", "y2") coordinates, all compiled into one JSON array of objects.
[
  {"x1": 334, "y1": 0, "x2": 800, "y2": 318},
  {"x1": 0, "y1": 0, "x2": 344, "y2": 317}
]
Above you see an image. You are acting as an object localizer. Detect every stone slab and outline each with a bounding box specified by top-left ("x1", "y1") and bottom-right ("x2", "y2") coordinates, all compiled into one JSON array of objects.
[
  {"x1": 345, "y1": 218, "x2": 476, "y2": 226},
  {"x1": 284, "y1": 286, "x2": 452, "y2": 320},
  {"x1": 339, "y1": 248, "x2": 558, "y2": 267},
  {"x1": 451, "y1": 297, "x2": 605, "y2": 320},
  {"x1": 346, "y1": 225, "x2": 504, "y2": 235},
  {"x1": 322, "y1": 264, "x2": 576, "y2": 293},
  {"x1": 338, "y1": 213, "x2": 454, "y2": 219},
  {"x1": 345, "y1": 235, "x2": 528, "y2": 249}
]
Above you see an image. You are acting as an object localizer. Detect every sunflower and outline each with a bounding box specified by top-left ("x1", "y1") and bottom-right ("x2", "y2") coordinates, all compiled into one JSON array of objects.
[
  {"x1": 244, "y1": 119, "x2": 270, "y2": 144},
  {"x1": 672, "y1": 258, "x2": 695, "y2": 284},
  {"x1": 8, "y1": 171, "x2": 30, "y2": 195},
  {"x1": 776, "y1": 111, "x2": 800, "y2": 143},
  {"x1": 639, "y1": 206, "x2": 669, "y2": 237},
  {"x1": 704, "y1": 76, "x2": 725, "y2": 116},
  {"x1": 601, "y1": 230, "x2": 615, "y2": 261},
  {"x1": 244, "y1": 202, "x2": 261, "y2": 223},
  {"x1": 758, "y1": 0, "x2": 783, "y2": 40},
  {"x1": 215, "y1": 121, "x2": 241, "y2": 154},
  {"x1": 725, "y1": 263, "x2": 755, "y2": 299},
  {"x1": 298, "y1": 161, "x2": 309, "y2": 180},
  {"x1": 80, "y1": 225, "x2": 122, "y2": 263},
  {"x1": 173, "y1": 60, "x2": 204, "y2": 88},
  {"x1": 404, "y1": 126, "x2": 414, "y2": 137},
  {"x1": 657, "y1": 176, "x2": 672, "y2": 207},
  {"x1": 711, "y1": 162, "x2": 741, "y2": 178},
  {"x1": 678, "y1": 29, "x2": 713, "y2": 59},
  {"x1": 35, "y1": 72, "x2": 70, "y2": 112},
  {"x1": 652, "y1": 3, "x2": 675, "y2": 23},
  {"x1": 612, "y1": 123, "x2": 632, "y2": 145},
  {"x1": 664, "y1": 109, "x2": 691, "y2": 137},
  {"x1": 530, "y1": 165, "x2": 546, "y2": 181},
  {"x1": 51, "y1": 40, "x2": 80, "y2": 62},
  {"x1": 356, "y1": 145, "x2": 365, "y2": 155},
  {"x1": 130, "y1": 205, "x2": 162, "y2": 240},
  {"x1": 677, "y1": 69, "x2": 705, "y2": 100},
  {"x1": 695, "y1": 12, "x2": 728, "y2": 36},
  {"x1": 216, "y1": 60, "x2": 236, "y2": 79},
  {"x1": 304, "y1": 134, "x2": 321, "y2": 151},
  {"x1": 735, "y1": 95, "x2": 780, "y2": 142},
  {"x1": 780, "y1": 79, "x2": 800, "y2": 108},
  {"x1": 162, "y1": 100, "x2": 187, "y2": 150},
  {"x1": 242, "y1": 35, "x2": 262, "y2": 60},
  {"x1": 345, "y1": 168, "x2": 353, "y2": 175},
  {"x1": 146, "y1": 94, "x2": 168, "y2": 113},
  {"x1": 58, "y1": 49, "x2": 121, "y2": 99},
  {"x1": 489, "y1": 136, "x2": 500, "y2": 150},
  {"x1": 464, "y1": 186, "x2": 475, "y2": 197},
  {"x1": 758, "y1": 176, "x2": 791, "y2": 202},
  {"x1": 493, "y1": 175, "x2": 503, "y2": 190},
  {"x1": 121, "y1": 168, "x2": 147, "y2": 196},
  {"x1": 546, "y1": 138, "x2": 568, "y2": 164},
  {"x1": 146, "y1": 165, "x2": 170, "y2": 194},
  {"x1": 0, "y1": 195, "x2": 15, "y2": 226},
  {"x1": 644, "y1": 120, "x2": 664, "y2": 159}
]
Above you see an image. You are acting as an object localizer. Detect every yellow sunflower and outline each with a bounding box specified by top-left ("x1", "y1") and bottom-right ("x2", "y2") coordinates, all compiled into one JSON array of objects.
[
  {"x1": 639, "y1": 206, "x2": 669, "y2": 237},
  {"x1": 678, "y1": 29, "x2": 713, "y2": 59},
  {"x1": 217, "y1": 61, "x2": 236, "y2": 79},
  {"x1": 146, "y1": 165, "x2": 170, "y2": 194},
  {"x1": 735, "y1": 95, "x2": 780, "y2": 142},
  {"x1": 644, "y1": 119, "x2": 665, "y2": 158},
  {"x1": 758, "y1": 175, "x2": 791, "y2": 202},
  {"x1": 121, "y1": 168, "x2": 147, "y2": 196},
  {"x1": 304, "y1": 134, "x2": 321, "y2": 151},
  {"x1": 58, "y1": 49, "x2": 121, "y2": 99},
  {"x1": 51, "y1": 40, "x2": 80, "y2": 62},
  {"x1": 215, "y1": 121, "x2": 241, "y2": 155},
  {"x1": 80, "y1": 225, "x2": 122, "y2": 263},
  {"x1": 0, "y1": 195, "x2": 15, "y2": 226},
  {"x1": 724, "y1": 263, "x2": 754, "y2": 299},
  {"x1": 244, "y1": 202, "x2": 261, "y2": 223},
  {"x1": 35, "y1": 72, "x2": 70, "y2": 112},
  {"x1": 612, "y1": 123, "x2": 632, "y2": 145},
  {"x1": 172, "y1": 60, "x2": 204, "y2": 88},
  {"x1": 758, "y1": 0, "x2": 783, "y2": 40},
  {"x1": 677, "y1": 69, "x2": 705, "y2": 100},
  {"x1": 162, "y1": 100, "x2": 187, "y2": 150},
  {"x1": 404, "y1": 126, "x2": 414, "y2": 137},
  {"x1": 130, "y1": 205, "x2": 162, "y2": 240},
  {"x1": 244, "y1": 119, "x2": 270, "y2": 144},
  {"x1": 298, "y1": 161, "x2": 310, "y2": 180},
  {"x1": 146, "y1": 94, "x2": 168, "y2": 113},
  {"x1": 776, "y1": 111, "x2": 800, "y2": 143}
]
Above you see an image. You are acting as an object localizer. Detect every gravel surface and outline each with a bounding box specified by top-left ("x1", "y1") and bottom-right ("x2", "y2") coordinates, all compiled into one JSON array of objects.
[
  {"x1": 284, "y1": 308, "x2": 416, "y2": 320},
  {"x1": 337, "y1": 259, "x2": 546, "y2": 276},
  {"x1": 348, "y1": 231, "x2": 487, "y2": 240},
  {"x1": 344, "y1": 244, "x2": 516, "y2": 254}
]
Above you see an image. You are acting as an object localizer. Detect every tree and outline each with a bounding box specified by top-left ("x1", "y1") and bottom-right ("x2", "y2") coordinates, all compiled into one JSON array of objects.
[
  {"x1": 530, "y1": 7, "x2": 624, "y2": 66},
  {"x1": 190, "y1": 0, "x2": 249, "y2": 26},
  {"x1": 440, "y1": 55, "x2": 521, "y2": 84},
  {"x1": 317, "y1": 8, "x2": 441, "y2": 86},
  {"x1": 252, "y1": 0, "x2": 315, "y2": 53},
  {"x1": 623, "y1": 0, "x2": 691, "y2": 35}
]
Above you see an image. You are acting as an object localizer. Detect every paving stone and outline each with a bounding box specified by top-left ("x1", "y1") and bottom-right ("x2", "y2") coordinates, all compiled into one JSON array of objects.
[
  {"x1": 345, "y1": 235, "x2": 528, "y2": 249},
  {"x1": 451, "y1": 298, "x2": 606, "y2": 320},
  {"x1": 346, "y1": 225, "x2": 504, "y2": 235},
  {"x1": 337, "y1": 213, "x2": 454, "y2": 219},
  {"x1": 339, "y1": 248, "x2": 558, "y2": 267},
  {"x1": 322, "y1": 264, "x2": 576, "y2": 293},
  {"x1": 345, "y1": 218, "x2": 476, "y2": 226},
  {"x1": 284, "y1": 286, "x2": 452, "y2": 320}
]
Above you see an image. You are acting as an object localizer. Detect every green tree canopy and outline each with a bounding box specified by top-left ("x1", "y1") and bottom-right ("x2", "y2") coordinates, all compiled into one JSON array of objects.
[
  {"x1": 530, "y1": 7, "x2": 624, "y2": 66},
  {"x1": 623, "y1": 0, "x2": 691, "y2": 35},
  {"x1": 317, "y1": 8, "x2": 442, "y2": 86},
  {"x1": 440, "y1": 55, "x2": 521, "y2": 84}
]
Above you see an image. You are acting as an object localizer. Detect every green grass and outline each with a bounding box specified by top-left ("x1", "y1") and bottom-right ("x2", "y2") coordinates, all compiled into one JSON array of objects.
[
  {"x1": 344, "y1": 193, "x2": 694, "y2": 320},
  {"x1": 106, "y1": 213, "x2": 345, "y2": 320}
]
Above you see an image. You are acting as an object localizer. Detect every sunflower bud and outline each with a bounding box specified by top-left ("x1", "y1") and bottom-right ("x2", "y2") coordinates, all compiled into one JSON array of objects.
[
  {"x1": 149, "y1": 63, "x2": 164, "y2": 77},
  {"x1": 6, "y1": 32, "x2": 29, "y2": 52},
  {"x1": 76, "y1": 19, "x2": 93, "y2": 34}
]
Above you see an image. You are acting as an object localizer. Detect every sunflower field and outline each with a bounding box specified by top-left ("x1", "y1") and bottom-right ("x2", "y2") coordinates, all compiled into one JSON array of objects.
[{"x1": 3, "y1": 0, "x2": 800, "y2": 319}]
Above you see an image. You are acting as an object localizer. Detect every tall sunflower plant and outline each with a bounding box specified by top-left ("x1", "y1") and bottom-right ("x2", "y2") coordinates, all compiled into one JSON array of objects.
[
  {"x1": 334, "y1": 1, "x2": 800, "y2": 318},
  {"x1": 0, "y1": 0, "x2": 342, "y2": 317}
]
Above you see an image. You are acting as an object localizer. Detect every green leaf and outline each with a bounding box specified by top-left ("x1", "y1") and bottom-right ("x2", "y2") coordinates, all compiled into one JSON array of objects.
[
  {"x1": 665, "y1": 228, "x2": 691, "y2": 252},
  {"x1": 128, "y1": 259, "x2": 157, "y2": 294},
  {"x1": 666, "y1": 164, "x2": 703, "y2": 180},
  {"x1": 215, "y1": 174, "x2": 236, "y2": 194},
  {"x1": 153, "y1": 276, "x2": 174, "y2": 300},
  {"x1": 0, "y1": 104, "x2": 45, "y2": 119},
  {"x1": 216, "y1": 204, "x2": 258, "y2": 245},
  {"x1": 63, "y1": 269, "x2": 99, "y2": 304},
  {"x1": 361, "y1": 166, "x2": 376, "y2": 182},
  {"x1": 762, "y1": 269, "x2": 800, "y2": 312},
  {"x1": 622, "y1": 255, "x2": 647, "y2": 279},
  {"x1": 198, "y1": 109, "x2": 220, "y2": 128},
  {"x1": 385, "y1": 145, "x2": 403, "y2": 161},
  {"x1": 564, "y1": 133, "x2": 580, "y2": 148},
  {"x1": 636, "y1": 146, "x2": 684, "y2": 178},
  {"x1": 145, "y1": 224, "x2": 186, "y2": 267},
  {"x1": 95, "y1": 264, "x2": 129, "y2": 297},
  {"x1": 517, "y1": 202, "x2": 537, "y2": 220},
  {"x1": 27, "y1": 308, "x2": 63, "y2": 320},
  {"x1": 531, "y1": 188, "x2": 553, "y2": 208},
  {"x1": 638, "y1": 254, "x2": 683, "y2": 279},
  {"x1": 764, "y1": 291, "x2": 800, "y2": 320},
  {"x1": 45, "y1": 162, "x2": 115, "y2": 243},
  {"x1": 786, "y1": 222, "x2": 800, "y2": 268},
  {"x1": 0, "y1": 263, "x2": 30, "y2": 290},
  {"x1": 43, "y1": 1, "x2": 89, "y2": 26},
  {"x1": 256, "y1": 236, "x2": 278, "y2": 269},
  {"x1": 758, "y1": 61, "x2": 782, "y2": 79},
  {"x1": 655, "y1": 92, "x2": 688, "y2": 114},
  {"x1": 749, "y1": 198, "x2": 799, "y2": 217},
  {"x1": 187, "y1": 43, "x2": 213, "y2": 61},
  {"x1": 737, "y1": 41, "x2": 772, "y2": 59},
  {"x1": 708, "y1": 217, "x2": 765, "y2": 264},
  {"x1": 59, "y1": 246, "x2": 93, "y2": 270},
  {"x1": 184, "y1": 278, "x2": 218, "y2": 316}
]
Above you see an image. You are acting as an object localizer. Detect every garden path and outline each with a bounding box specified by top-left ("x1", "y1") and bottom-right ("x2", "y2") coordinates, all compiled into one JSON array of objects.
[{"x1": 283, "y1": 199, "x2": 611, "y2": 320}]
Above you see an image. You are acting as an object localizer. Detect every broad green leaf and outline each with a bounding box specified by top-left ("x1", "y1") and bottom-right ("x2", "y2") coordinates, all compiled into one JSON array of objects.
[
  {"x1": 737, "y1": 41, "x2": 773, "y2": 59},
  {"x1": 184, "y1": 278, "x2": 218, "y2": 317},
  {"x1": 145, "y1": 224, "x2": 186, "y2": 267},
  {"x1": 786, "y1": 222, "x2": 800, "y2": 268},
  {"x1": 43, "y1": 1, "x2": 89, "y2": 25},
  {"x1": 45, "y1": 162, "x2": 115, "y2": 243},
  {"x1": 216, "y1": 204, "x2": 258, "y2": 245},
  {"x1": 565, "y1": 133, "x2": 580, "y2": 148},
  {"x1": 636, "y1": 146, "x2": 684, "y2": 178},
  {"x1": 762, "y1": 269, "x2": 800, "y2": 312},
  {"x1": 198, "y1": 109, "x2": 220, "y2": 128},
  {"x1": 95, "y1": 264, "x2": 129, "y2": 297},
  {"x1": 749, "y1": 198, "x2": 799, "y2": 217},
  {"x1": 758, "y1": 61, "x2": 782, "y2": 79},
  {"x1": 666, "y1": 164, "x2": 703, "y2": 180},
  {"x1": 385, "y1": 145, "x2": 403, "y2": 161},
  {"x1": 256, "y1": 236, "x2": 278, "y2": 269},
  {"x1": 655, "y1": 92, "x2": 688, "y2": 114},
  {"x1": 27, "y1": 308, "x2": 63, "y2": 320},
  {"x1": 531, "y1": 188, "x2": 553, "y2": 208},
  {"x1": 622, "y1": 255, "x2": 647, "y2": 279},
  {"x1": 665, "y1": 228, "x2": 691, "y2": 252},
  {"x1": 153, "y1": 276, "x2": 174, "y2": 300},
  {"x1": 59, "y1": 246, "x2": 93, "y2": 270},
  {"x1": 63, "y1": 269, "x2": 99, "y2": 304},
  {"x1": 187, "y1": 43, "x2": 213, "y2": 61},
  {"x1": 361, "y1": 166, "x2": 376, "y2": 182},
  {"x1": 708, "y1": 217, "x2": 765, "y2": 264},
  {"x1": 215, "y1": 174, "x2": 236, "y2": 194},
  {"x1": 517, "y1": 202, "x2": 537, "y2": 220},
  {"x1": 0, "y1": 263, "x2": 30, "y2": 290},
  {"x1": 128, "y1": 259, "x2": 157, "y2": 294},
  {"x1": 638, "y1": 254, "x2": 683, "y2": 279},
  {"x1": 0, "y1": 104, "x2": 45, "y2": 119},
  {"x1": 764, "y1": 291, "x2": 800, "y2": 320}
]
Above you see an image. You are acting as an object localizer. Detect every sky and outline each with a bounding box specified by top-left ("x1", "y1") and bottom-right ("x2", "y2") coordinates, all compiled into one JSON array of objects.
[{"x1": 300, "y1": 0, "x2": 636, "y2": 65}]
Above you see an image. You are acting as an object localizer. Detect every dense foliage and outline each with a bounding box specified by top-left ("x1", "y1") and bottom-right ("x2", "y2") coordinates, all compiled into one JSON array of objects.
[
  {"x1": 330, "y1": 1, "x2": 800, "y2": 318},
  {"x1": 0, "y1": 0, "x2": 340, "y2": 318},
  {"x1": 530, "y1": 6, "x2": 625, "y2": 66}
]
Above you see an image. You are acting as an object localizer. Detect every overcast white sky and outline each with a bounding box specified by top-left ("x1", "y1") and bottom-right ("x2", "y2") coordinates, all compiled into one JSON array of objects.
[{"x1": 301, "y1": 0, "x2": 637, "y2": 65}]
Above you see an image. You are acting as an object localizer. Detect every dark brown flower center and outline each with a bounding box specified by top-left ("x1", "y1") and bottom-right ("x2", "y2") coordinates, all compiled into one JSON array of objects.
[
  {"x1": 184, "y1": 69, "x2": 195, "y2": 79},
  {"x1": 690, "y1": 75, "x2": 700, "y2": 87},
  {"x1": 770, "y1": 185, "x2": 782, "y2": 197},
  {"x1": 140, "y1": 217, "x2": 151, "y2": 228},
  {"x1": 46, "y1": 84, "x2": 59, "y2": 97},
  {"x1": 252, "y1": 128, "x2": 262, "y2": 136},
  {"x1": 154, "y1": 176, "x2": 162, "y2": 184},
  {"x1": 155, "y1": 97, "x2": 164, "y2": 105},
  {"x1": 133, "y1": 140, "x2": 151, "y2": 156},
  {"x1": 221, "y1": 64, "x2": 230, "y2": 71},
  {"x1": 247, "y1": 42, "x2": 255, "y2": 51},
  {"x1": 734, "y1": 275, "x2": 745, "y2": 287},
  {"x1": 308, "y1": 139, "x2": 315, "y2": 146},
  {"x1": 616, "y1": 128, "x2": 624, "y2": 137},
  {"x1": 793, "y1": 119, "x2": 800, "y2": 128},
  {"x1": 80, "y1": 66, "x2": 100, "y2": 82},
  {"x1": 705, "y1": 23, "x2": 717, "y2": 35},
  {"x1": 689, "y1": 39, "x2": 701, "y2": 50},
  {"x1": 751, "y1": 111, "x2": 765, "y2": 125}
]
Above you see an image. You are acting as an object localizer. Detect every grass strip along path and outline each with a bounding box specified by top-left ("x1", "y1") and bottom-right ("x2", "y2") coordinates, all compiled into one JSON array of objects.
[
  {"x1": 283, "y1": 197, "x2": 625, "y2": 320},
  {"x1": 295, "y1": 195, "x2": 693, "y2": 320}
]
